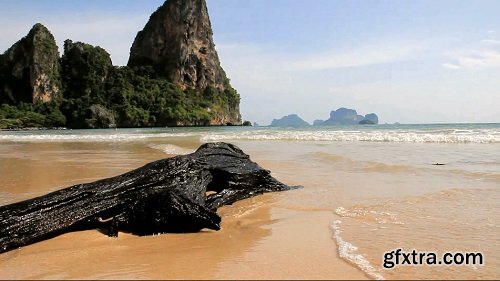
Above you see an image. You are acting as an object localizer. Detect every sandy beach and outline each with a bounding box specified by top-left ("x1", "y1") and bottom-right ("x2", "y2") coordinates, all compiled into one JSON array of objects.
[
  {"x1": 0, "y1": 126, "x2": 498, "y2": 279},
  {"x1": 0, "y1": 141, "x2": 366, "y2": 280},
  {"x1": 1, "y1": 0, "x2": 499, "y2": 278}
]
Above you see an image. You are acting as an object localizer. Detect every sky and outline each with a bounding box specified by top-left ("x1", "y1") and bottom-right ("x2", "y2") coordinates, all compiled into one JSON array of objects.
[{"x1": 1, "y1": 0, "x2": 500, "y2": 125}]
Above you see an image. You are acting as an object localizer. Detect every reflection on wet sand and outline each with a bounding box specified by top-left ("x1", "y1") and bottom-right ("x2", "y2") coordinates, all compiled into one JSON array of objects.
[
  {"x1": 0, "y1": 142, "x2": 166, "y2": 203},
  {"x1": 0, "y1": 197, "x2": 276, "y2": 279},
  {"x1": 0, "y1": 142, "x2": 283, "y2": 279}
]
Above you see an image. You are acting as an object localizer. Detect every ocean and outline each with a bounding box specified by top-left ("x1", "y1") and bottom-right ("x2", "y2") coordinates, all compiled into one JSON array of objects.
[{"x1": 0, "y1": 123, "x2": 498, "y2": 279}]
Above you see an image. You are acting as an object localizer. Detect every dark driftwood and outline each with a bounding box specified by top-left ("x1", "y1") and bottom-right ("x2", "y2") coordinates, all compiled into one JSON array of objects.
[{"x1": 0, "y1": 142, "x2": 299, "y2": 253}]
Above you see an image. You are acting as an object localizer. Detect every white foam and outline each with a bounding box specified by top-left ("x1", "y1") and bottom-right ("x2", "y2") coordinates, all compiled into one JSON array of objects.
[
  {"x1": 147, "y1": 144, "x2": 194, "y2": 155},
  {"x1": 330, "y1": 220, "x2": 385, "y2": 280},
  {"x1": 335, "y1": 206, "x2": 351, "y2": 217},
  {"x1": 335, "y1": 207, "x2": 404, "y2": 225},
  {"x1": 2, "y1": 126, "x2": 499, "y2": 144},
  {"x1": 0, "y1": 132, "x2": 193, "y2": 142},
  {"x1": 200, "y1": 129, "x2": 500, "y2": 144}
]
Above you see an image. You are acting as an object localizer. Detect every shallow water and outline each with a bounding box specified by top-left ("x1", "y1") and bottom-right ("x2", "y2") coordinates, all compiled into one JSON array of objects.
[
  {"x1": 239, "y1": 139, "x2": 499, "y2": 280},
  {"x1": 0, "y1": 124, "x2": 498, "y2": 279}
]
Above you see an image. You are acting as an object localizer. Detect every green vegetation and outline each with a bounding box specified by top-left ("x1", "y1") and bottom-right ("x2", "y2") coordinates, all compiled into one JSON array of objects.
[
  {"x1": 0, "y1": 102, "x2": 66, "y2": 129},
  {"x1": 58, "y1": 63, "x2": 239, "y2": 128},
  {"x1": 56, "y1": 40, "x2": 240, "y2": 128},
  {"x1": 0, "y1": 27, "x2": 241, "y2": 130}
]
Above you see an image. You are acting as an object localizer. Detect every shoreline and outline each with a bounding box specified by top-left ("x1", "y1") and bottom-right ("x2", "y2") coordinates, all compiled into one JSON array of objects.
[
  {"x1": 0, "y1": 140, "x2": 368, "y2": 280},
  {"x1": 0, "y1": 198, "x2": 369, "y2": 280},
  {"x1": 1, "y1": 126, "x2": 68, "y2": 131},
  {"x1": 0, "y1": 129, "x2": 498, "y2": 279},
  {"x1": 0, "y1": 123, "x2": 254, "y2": 132}
]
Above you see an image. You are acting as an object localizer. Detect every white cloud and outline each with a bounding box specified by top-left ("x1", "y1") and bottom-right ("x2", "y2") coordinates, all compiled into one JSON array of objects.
[
  {"x1": 444, "y1": 50, "x2": 500, "y2": 70},
  {"x1": 442, "y1": 34, "x2": 500, "y2": 70},
  {"x1": 218, "y1": 38, "x2": 500, "y2": 124},
  {"x1": 216, "y1": 42, "x2": 291, "y2": 88},
  {"x1": 481, "y1": 39, "x2": 500, "y2": 44},
  {"x1": 287, "y1": 43, "x2": 425, "y2": 71},
  {"x1": 442, "y1": 62, "x2": 460, "y2": 69},
  {"x1": 216, "y1": 40, "x2": 438, "y2": 124}
]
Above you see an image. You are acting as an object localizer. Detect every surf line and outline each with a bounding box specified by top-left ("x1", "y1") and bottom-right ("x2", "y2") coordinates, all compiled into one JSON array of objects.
[{"x1": 330, "y1": 220, "x2": 385, "y2": 280}]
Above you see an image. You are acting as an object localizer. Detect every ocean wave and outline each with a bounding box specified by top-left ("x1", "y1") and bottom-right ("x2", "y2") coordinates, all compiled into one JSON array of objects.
[
  {"x1": 200, "y1": 129, "x2": 500, "y2": 143},
  {"x1": 1, "y1": 127, "x2": 499, "y2": 144},
  {"x1": 147, "y1": 144, "x2": 195, "y2": 155},
  {"x1": 0, "y1": 132, "x2": 190, "y2": 142},
  {"x1": 311, "y1": 152, "x2": 418, "y2": 174},
  {"x1": 330, "y1": 220, "x2": 384, "y2": 280},
  {"x1": 335, "y1": 207, "x2": 404, "y2": 225}
]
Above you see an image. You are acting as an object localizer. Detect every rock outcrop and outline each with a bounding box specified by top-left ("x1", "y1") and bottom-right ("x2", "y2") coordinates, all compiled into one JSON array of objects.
[
  {"x1": 86, "y1": 104, "x2": 117, "y2": 129},
  {"x1": 270, "y1": 114, "x2": 310, "y2": 127},
  {"x1": 322, "y1": 108, "x2": 364, "y2": 125},
  {"x1": 0, "y1": 1, "x2": 242, "y2": 128},
  {"x1": 128, "y1": 0, "x2": 227, "y2": 92},
  {"x1": 313, "y1": 119, "x2": 325, "y2": 126},
  {"x1": 128, "y1": 0, "x2": 241, "y2": 125},
  {"x1": 319, "y1": 108, "x2": 380, "y2": 125},
  {"x1": 359, "y1": 113, "x2": 379, "y2": 125},
  {"x1": 0, "y1": 23, "x2": 61, "y2": 104}
]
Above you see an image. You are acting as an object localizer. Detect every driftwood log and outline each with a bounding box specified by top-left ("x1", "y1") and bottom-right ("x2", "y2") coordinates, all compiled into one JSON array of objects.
[{"x1": 0, "y1": 142, "x2": 300, "y2": 253}]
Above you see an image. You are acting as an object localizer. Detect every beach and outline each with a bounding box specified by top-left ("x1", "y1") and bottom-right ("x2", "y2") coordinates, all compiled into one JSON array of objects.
[{"x1": 0, "y1": 125, "x2": 498, "y2": 279}]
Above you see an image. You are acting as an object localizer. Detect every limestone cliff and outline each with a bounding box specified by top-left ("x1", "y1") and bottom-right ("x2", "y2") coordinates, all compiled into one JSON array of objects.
[
  {"x1": 128, "y1": 0, "x2": 228, "y2": 92},
  {"x1": 0, "y1": 23, "x2": 61, "y2": 104},
  {"x1": 127, "y1": 0, "x2": 241, "y2": 125},
  {"x1": 1, "y1": 1, "x2": 242, "y2": 128}
]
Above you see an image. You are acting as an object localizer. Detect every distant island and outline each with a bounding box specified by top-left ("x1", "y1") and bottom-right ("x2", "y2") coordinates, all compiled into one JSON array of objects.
[
  {"x1": 268, "y1": 108, "x2": 379, "y2": 127},
  {"x1": 270, "y1": 114, "x2": 310, "y2": 127},
  {"x1": 316, "y1": 108, "x2": 379, "y2": 125},
  {"x1": 0, "y1": 0, "x2": 241, "y2": 129}
]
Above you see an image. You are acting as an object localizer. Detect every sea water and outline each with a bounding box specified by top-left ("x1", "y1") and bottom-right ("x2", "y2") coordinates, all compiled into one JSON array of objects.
[{"x1": 0, "y1": 123, "x2": 499, "y2": 279}]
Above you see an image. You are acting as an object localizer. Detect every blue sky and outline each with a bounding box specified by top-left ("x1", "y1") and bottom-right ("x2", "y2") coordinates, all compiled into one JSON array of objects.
[{"x1": 1, "y1": 0, "x2": 500, "y2": 124}]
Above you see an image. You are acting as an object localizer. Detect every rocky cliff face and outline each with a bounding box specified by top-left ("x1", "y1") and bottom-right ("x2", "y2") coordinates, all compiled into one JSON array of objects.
[
  {"x1": 0, "y1": 23, "x2": 61, "y2": 104},
  {"x1": 128, "y1": 0, "x2": 241, "y2": 125},
  {"x1": 1, "y1": 1, "x2": 242, "y2": 128},
  {"x1": 128, "y1": 0, "x2": 228, "y2": 92}
]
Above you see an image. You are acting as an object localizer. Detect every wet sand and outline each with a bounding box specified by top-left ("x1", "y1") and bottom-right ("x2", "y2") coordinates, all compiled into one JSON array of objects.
[{"x1": 0, "y1": 141, "x2": 367, "y2": 280}]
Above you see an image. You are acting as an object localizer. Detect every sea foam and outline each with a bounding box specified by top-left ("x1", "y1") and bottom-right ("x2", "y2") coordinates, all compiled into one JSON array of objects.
[
  {"x1": 0, "y1": 132, "x2": 185, "y2": 142},
  {"x1": 1, "y1": 125, "x2": 499, "y2": 144},
  {"x1": 330, "y1": 220, "x2": 385, "y2": 280},
  {"x1": 147, "y1": 143, "x2": 194, "y2": 155},
  {"x1": 200, "y1": 129, "x2": 500, "y2": 143}
]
